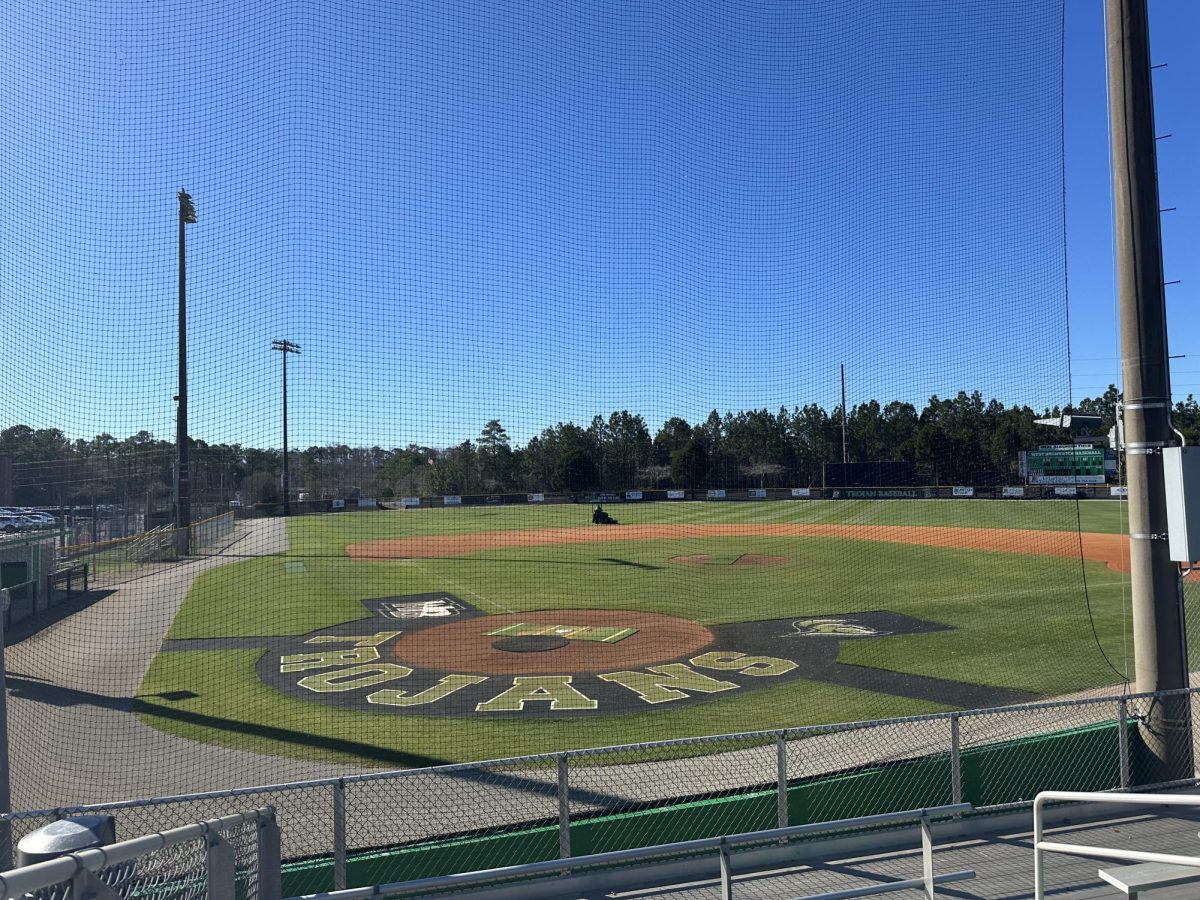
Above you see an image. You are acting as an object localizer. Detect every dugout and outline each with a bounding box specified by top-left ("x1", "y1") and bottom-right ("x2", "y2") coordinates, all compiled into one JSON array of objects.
[
  {"x1": 0, "y1": 534, "x2": 55, "y2": 624},
  {"x1": 823, "y1": 461, "x2": 918, "y2": 489}
]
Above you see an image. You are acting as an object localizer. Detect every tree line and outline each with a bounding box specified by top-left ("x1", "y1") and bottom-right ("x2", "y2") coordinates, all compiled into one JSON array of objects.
[{"x1": 4, "y1": 386, "x2": 1200, "y2": 507}]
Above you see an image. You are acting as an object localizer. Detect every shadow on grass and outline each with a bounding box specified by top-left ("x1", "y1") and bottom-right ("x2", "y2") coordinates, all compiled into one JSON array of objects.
[{"x1": 598, "y1": 557, "x2": 662, "y2": 570}]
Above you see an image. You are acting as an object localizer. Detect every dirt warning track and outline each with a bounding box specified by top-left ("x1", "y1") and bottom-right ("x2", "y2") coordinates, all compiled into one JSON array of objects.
[{"x1": 347, "y1": 523, "x2": 1137, "y2": 574}]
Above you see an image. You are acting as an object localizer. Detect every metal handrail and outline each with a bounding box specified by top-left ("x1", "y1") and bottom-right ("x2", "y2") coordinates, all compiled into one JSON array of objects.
[
  {"x1": 0, "y1": 807, "x2": 277, "y2": 900},
  {"x1": 286, "y1": 804, "x2": 973, "y2": 900},
  {"x1": 1033, "y1": 790, "x2": 1200, "y2": 898}
]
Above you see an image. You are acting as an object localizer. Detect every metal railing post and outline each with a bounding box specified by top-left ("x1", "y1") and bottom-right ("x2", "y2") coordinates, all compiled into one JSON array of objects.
[
  {"x1": 950, "y1": 714, "x2": 962, "y2": 805},
  {"x1": 718, "y1": 836, "x2": 733, "y2": 900},
  {"x1": 71, "y1": 867, "x2": 120, "y2": 900},
  {"x1": 1118, "y1": 699, "x2": 1130, "y2": 790},
  {"x1": 776, "y1": 732, "x2": 788, "y2": 829},
  {"x1": 920, "y1": 813, "x2": 934, "y2": 899},
  {"x1": 258, "y1": 808, "x2": 282, "y2": 900},
  {"x1": 1033, "y1": 795, "x2": 1045, "y2": 900},
  {"x1": 333, "y1": 780, "x2": 347, "y2": 890},
  {"x1": 205, "y1": 827, "x2": 236, "y2": 900},
  {"x1": 558, "y1": 753, "x2": 571, "y2": 860}
]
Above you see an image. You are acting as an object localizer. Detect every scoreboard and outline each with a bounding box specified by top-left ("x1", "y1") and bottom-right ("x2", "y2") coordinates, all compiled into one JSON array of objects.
[{"x1": 1020, "y1": 444, "x2": 1110, "y2": 485}]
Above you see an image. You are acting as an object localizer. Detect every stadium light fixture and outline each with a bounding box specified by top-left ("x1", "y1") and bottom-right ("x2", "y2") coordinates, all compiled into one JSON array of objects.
[
  {"x1": 272, "y1": 340, "x2": 301, "y2": 516},
  {"x1": 175, "y1": 190, "x2": 196, "y2": 553}
]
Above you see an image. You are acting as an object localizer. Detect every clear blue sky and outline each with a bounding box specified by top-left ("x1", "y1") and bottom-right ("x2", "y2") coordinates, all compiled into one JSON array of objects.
[{"x1": 0, "y1": 0, "x2": 1195, "y2": 451}]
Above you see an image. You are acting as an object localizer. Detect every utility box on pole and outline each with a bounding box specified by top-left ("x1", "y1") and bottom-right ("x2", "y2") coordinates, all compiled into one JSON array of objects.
[{"x1": 1164, "y1": 446, "x2": 1200, "y2": 563}]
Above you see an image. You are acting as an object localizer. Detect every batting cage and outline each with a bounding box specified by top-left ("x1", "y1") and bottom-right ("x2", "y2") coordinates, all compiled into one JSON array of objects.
[{"x1": 2, "y1": 0, "x2": 1191, "y2": 881}]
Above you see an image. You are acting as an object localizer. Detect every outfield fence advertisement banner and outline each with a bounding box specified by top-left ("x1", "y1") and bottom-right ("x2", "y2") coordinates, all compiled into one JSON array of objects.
[{"x1": 1, "y1": 0, "x2": 1158, "y2": 838}]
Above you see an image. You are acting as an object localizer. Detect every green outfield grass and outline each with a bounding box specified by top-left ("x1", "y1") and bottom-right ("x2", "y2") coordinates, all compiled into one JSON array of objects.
[
  {"x1": 138, "y1": 499, "x2": 1135, "y2": 766},
  {"x1": 285, "y1": 497, "x2": 1129, "y2": 550}
]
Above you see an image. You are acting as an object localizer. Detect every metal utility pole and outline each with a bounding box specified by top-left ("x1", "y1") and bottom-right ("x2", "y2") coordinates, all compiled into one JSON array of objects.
[
  {"x1": 1106, "y1": 0, "x2": 1190, "y2": 778},
  {"x1": 840, "y1": 364, "x2": 849, "y2": 465},
  {"x1": 175, "y1": 190, "x2": 196, "y2": 554},
  {"x1": 0, "y1": 589, "x2": 11, "y2": 869},
  {"x1": 272, "y1": 340, "x2": 301, "y2": 516}
]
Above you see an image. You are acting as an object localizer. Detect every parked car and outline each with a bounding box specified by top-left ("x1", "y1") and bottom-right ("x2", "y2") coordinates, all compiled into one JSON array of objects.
[
  {"x1": 0, "y1": 514, "x2": 28, "y2": 534},
  {"x1": 20, "y1": 511, "x2": 57, "y2": 529}
]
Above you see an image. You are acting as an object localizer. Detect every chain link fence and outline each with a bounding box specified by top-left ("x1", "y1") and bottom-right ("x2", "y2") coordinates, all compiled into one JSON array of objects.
[
  {"x1": 0, "y1": 808, "x2": 278, "y2": 900},
  {"x1": 5, "y1": 687, "x2": 1196, "y2": 895}
]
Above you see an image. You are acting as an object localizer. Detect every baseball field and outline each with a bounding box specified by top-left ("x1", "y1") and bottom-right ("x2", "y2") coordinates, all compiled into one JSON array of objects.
[{"x1": 136, "y1": 499, "x2": 1136, "y2": 768}]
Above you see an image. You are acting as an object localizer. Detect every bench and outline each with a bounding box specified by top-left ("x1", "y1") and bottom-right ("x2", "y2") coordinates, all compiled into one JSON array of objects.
[
  {"x1": 1098, "y1": 862, "x2": 1200, "y2": 897},
  {"x1": 49, "y1": 562, "x2": 89, "y2": 595}
]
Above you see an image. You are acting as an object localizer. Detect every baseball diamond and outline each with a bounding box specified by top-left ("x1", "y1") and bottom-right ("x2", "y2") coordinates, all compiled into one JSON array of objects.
[{"x1": 136, "y1": 500, "x2": 1148, "y2": 765}]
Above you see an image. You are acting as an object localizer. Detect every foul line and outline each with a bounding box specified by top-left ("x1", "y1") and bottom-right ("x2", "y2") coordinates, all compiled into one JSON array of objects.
[{"x1": 406, "y1": 558, "x2": 516, "y2": 615}]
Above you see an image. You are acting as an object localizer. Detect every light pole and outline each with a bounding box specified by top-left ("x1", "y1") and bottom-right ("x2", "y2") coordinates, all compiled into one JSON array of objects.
[
  {"x1": 272, "y1": 340, "x2": 301, "y2": 515},
  {"x1": 175, "y1": 190, "x2": 196, "y2": 553}
]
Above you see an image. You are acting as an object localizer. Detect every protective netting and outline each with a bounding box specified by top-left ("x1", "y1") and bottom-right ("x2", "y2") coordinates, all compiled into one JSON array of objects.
[{"x1": 0, "y1": 0, "x2": 1139, "y2": 825}]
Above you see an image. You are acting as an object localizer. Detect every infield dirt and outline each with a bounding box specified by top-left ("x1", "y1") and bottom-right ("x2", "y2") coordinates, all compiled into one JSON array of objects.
[{"x1": 347, "y1": 523, "x2": 1135, "y2": 573}]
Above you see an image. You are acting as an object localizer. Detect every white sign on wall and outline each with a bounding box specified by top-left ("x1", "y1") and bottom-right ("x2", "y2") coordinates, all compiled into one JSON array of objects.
[
  {"x1": 667, "y1": 490, "x2": 686, "y2": 500},
  {"x1": 530, "y1": 493, "x2": 545, "y2": 503},
  {"x1": 706, "y1": 489, "x2": 726, "y2": 500},
  {"x1": 952, "y1": 486, "x2": 975, "y2": 498},
  {"x1": 1110, "y1": 486, "x2": 1129, "y2": 497},
  {"x1": 748, "y1": 488, "x2": 767, "y2": 498},
  {"x1": 790, "y1": 488, "x2": 811, "y2": 498},
  {"x1": 443, "y1": 495, "x2": 462, "y2": 506},
  {"x1": 401, "y1": 497, "x2": 420, "y2": 508},
  {"x1": 625, "y1": 491, "x2": 643, "y2": 501},
  {"x1": 1002, "y1": 486, "x2": 1026, "y2": 498},
  {"x1": 1054, "y1": 486, "x2": 1078, "y2": 497},
  {"x1": 332, "y1": 499, "x2": 346, "y2": 510}
]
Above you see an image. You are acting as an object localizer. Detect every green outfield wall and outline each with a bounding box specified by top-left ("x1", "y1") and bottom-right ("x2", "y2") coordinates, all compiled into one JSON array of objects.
[{"x1": 278, "y1": 720, "x2": 1133, "y2": 894}]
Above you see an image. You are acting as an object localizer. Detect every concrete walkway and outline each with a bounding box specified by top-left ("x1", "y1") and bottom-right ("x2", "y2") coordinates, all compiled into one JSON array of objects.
[{"x1": 5, "y1": 518, "x2": 388, "y2": 811}]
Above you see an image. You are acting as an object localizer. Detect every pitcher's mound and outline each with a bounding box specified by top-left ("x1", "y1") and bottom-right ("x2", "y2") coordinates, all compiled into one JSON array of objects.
[{"x1": 669, "y1": 554, "x2": 711, "y2": 565}]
